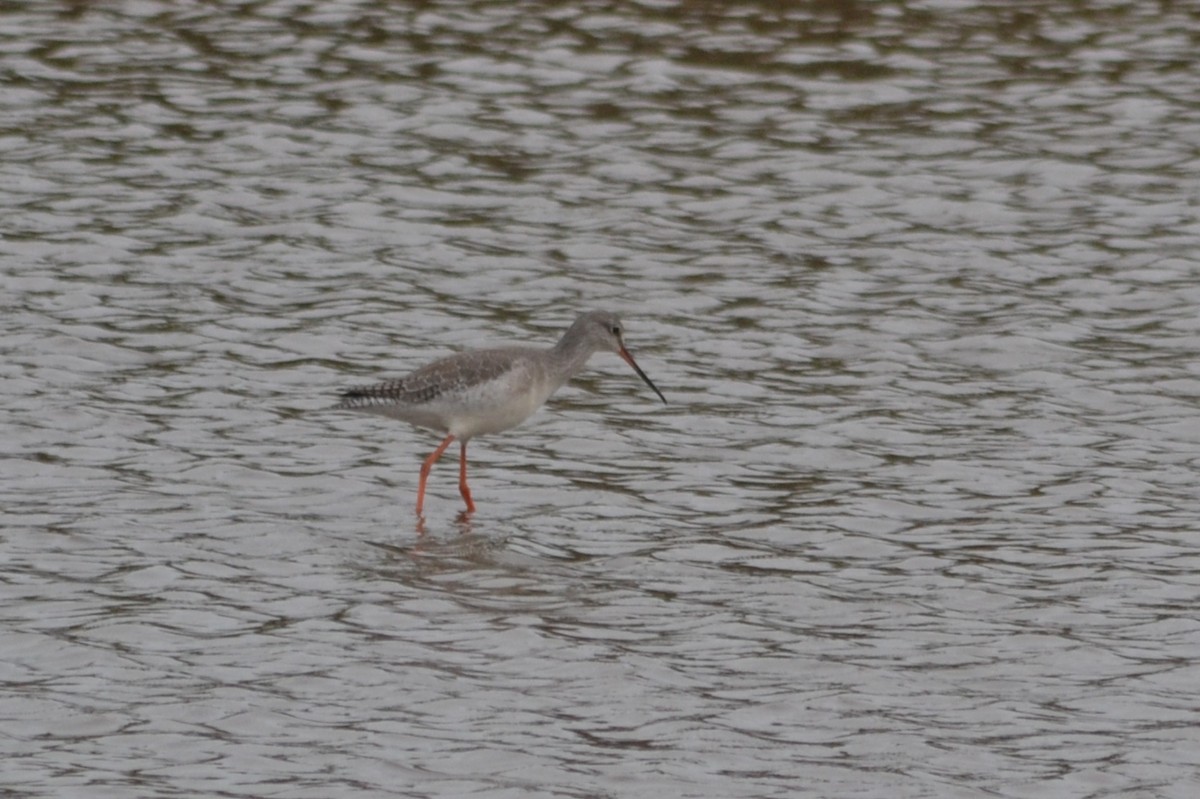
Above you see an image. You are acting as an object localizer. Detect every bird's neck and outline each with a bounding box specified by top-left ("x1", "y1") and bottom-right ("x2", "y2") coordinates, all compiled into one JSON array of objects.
[{"x1": 550, "y1": 333, "x2": 597, "y2": 382}]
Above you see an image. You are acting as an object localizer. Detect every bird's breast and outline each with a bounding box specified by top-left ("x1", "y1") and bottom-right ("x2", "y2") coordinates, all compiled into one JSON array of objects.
[{"x1": 446, "y1": 362, "x2": 557, "y2": 439}]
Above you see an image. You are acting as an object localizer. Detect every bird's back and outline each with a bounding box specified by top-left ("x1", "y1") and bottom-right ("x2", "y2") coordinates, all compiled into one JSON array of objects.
[{"x1": 336, "y1": 347, "x2": 555, "y2": 437}]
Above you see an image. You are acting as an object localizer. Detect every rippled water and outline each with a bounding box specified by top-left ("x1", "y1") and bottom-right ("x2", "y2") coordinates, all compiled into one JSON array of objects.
[{"x1": 4, "y1": 1, "x2": 1200, "y2": 797}]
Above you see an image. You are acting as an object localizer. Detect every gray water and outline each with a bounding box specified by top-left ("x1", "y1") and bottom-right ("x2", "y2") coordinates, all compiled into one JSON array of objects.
[{"x1": 3, "y1": 1, "x2": 1199, "y2": 797}]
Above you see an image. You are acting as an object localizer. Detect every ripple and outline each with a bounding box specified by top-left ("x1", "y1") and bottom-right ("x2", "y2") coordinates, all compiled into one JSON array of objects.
[{"x1": 3, "y1": 0, "x2": 1200, "y2": 797}]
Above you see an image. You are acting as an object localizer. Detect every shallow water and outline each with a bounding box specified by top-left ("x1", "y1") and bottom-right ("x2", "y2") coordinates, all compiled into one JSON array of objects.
[{"x1": 3, "y1": 1, "x2": 1200, "y2": 797}]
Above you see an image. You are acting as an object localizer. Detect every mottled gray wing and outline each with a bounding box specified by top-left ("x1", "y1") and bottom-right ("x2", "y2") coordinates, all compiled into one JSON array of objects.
[{"x1": 335, "y1": 349, "x2": 526, "y2": 411}]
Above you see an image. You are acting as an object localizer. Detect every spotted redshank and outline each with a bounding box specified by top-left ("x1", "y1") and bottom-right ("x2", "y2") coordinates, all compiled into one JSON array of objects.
[{"x1": 336, "y1": 310, "x2": 666, "y2": 516}]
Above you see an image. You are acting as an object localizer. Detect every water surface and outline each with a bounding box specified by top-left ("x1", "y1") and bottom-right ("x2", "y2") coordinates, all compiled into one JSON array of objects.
[{"x1": 3, "y1": 1, "x2": 1199, "y2": 797}]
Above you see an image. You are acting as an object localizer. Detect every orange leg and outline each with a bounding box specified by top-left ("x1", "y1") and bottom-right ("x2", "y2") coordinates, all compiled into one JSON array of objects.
[
  {"x1": 458, "y1": 440, "x2": 476, "y2": 513},
  {"x1": 416, "y1": 434, "x2": 455, "y2": 516}
]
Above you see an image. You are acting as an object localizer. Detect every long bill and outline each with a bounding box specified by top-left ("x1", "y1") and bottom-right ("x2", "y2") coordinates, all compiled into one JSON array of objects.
[{"x1": 619, "y1": 346, "x2": 667, "y2": 404}]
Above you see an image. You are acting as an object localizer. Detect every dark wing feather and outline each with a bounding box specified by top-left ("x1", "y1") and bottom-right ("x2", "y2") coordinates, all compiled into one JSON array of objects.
[{"x1": 335, "y1": 349, "x2": 527, "y2": 410}]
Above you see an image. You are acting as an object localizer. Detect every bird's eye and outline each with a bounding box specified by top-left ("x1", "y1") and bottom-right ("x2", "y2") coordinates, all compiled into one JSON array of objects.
[{"x1": 610, "y1": 325, "x2": 621, "y2": 335}]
